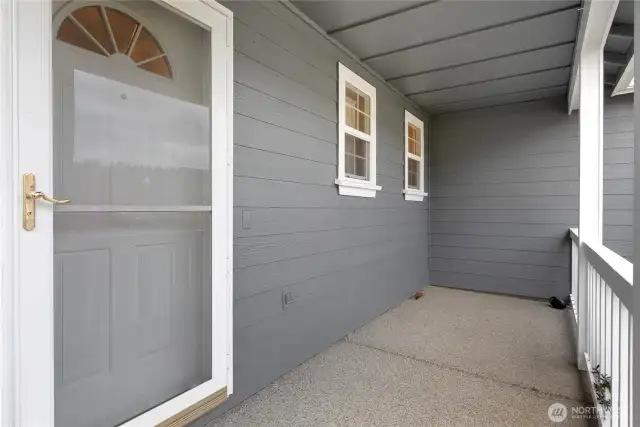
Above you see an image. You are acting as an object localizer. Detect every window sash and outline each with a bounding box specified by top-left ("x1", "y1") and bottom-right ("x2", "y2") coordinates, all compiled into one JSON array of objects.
[
  {"x1": 337, "y1": 63, "x2": 378, "y2": 196},
  {"x1": 407, "y1": 158, "x2": 420, "y2": 189},
  {"x1": 345, "y1": 132, "x2": 369, "y2": 180},
  {"x1": 404, "y1": 110, "x2": 425, "y2": 196}
]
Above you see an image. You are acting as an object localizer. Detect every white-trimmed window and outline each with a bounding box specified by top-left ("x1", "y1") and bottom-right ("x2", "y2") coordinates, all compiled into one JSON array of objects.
[
  {"x1": 404, "y1": 111, "x2": 428, "y2": 201},
  {"x1": 335, "y1": 63, "x2": 381, "y2": 198}
]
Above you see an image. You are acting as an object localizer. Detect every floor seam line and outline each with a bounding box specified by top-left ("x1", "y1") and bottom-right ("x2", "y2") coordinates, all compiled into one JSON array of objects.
[{"x1": 345, "y1": 339, "x2": 589, "y2": 404}]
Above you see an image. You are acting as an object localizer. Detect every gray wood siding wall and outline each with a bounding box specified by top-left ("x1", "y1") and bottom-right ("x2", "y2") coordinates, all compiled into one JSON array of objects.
[
  {"x1": 430, "y1": 98, "x2": 578, "y2": 299},
  {"x1": 196, "y1": 2, "x2": 430, "y2": 422},
  {"x1": 603, "y1": 94, "x2": 634, "y2": 260},
  {"x1": 430, "y1": 95, "x2": 634, "y2": 298}
]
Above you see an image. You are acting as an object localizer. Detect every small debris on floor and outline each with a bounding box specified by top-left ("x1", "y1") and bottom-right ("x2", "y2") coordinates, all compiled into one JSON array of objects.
[
  {"x1": 548, "y1": 296, "x2": 566, "y2": 309},
  {"x1": 413, "y1": 291, "x2": 425, "y2": 300}
]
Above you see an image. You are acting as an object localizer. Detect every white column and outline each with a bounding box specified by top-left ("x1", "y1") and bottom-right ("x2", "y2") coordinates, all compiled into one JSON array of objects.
[
  {"x1": 577, "y1": 46, "x2": 604, "y2": 371},
  {"x1": 632, "y1": 1, "x2": 640, "y2": 424}
]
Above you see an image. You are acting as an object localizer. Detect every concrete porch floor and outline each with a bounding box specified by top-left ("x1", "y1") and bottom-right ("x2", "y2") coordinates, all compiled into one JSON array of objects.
[{"x1": 208, "y1": 286, "x2": 592, "y2": 426}]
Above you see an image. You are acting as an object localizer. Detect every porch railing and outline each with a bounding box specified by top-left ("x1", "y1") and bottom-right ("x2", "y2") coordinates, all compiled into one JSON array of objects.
[{"x1": 570, "y1": 228, "x2": 633, "y2": 427}]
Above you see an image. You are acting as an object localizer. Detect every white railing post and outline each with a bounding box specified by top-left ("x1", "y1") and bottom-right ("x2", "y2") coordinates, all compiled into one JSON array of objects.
[
  {"x1": 632, "y1": 1, "x2": 640, "y2": 424},
  {"x1": 578, "y1": 45, "x2": 604, "y2": 371}
]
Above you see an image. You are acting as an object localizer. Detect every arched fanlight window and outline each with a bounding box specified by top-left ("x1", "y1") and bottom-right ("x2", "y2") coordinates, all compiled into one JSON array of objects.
[{"x1": 57, "y1": 5, "x2": 172, "y2": 78}]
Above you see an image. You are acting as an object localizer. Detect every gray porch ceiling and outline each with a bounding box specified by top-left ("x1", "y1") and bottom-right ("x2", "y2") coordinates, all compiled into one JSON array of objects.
[
  {"x1": 293, "y1": 0, "x2": 582, "y2": 114},
  {"x1": 604, "y1": 1, "x2": 634, "y2": 92}
]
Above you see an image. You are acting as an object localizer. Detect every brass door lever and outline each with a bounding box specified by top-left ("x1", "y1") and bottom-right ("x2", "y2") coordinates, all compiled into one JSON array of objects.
[
  {"x1": 23, "y1": 173, "x2": 70, "y2": 231},
  {"x1": 27, "y1": 191, "x2": 71, "y2": 205}
]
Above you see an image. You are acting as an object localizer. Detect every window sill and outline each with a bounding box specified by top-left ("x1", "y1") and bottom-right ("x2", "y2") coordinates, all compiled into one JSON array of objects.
[
  {"x1": 335, "y1": 178, "x2": 382, "y2": 198},
  {"x1": 403, "y1": 189, "x2": 428, "y2": 202}
]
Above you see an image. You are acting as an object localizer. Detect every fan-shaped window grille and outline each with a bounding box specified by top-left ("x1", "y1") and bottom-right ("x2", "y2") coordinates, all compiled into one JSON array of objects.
[{"x1": 57, "y1": 5, "x2": 172, "y2": 78}]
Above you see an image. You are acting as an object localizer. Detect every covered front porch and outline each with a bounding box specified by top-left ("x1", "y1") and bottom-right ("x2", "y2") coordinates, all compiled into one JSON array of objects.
[{"x1": 208, "y1": 286, "x2": 589, "y2": 427}]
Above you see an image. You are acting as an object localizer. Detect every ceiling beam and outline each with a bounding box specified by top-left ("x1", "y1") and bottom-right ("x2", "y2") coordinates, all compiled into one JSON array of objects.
[
  {"x1": 611, "y1": 50, "x2": 634, "y2": 96},
  {"x1": 327, "y1": 1, "x2": 439, "y2": 35},
  {"x1": 605, "y1": 73, "x2": 618, "y2": 86},
  {"x1": 428, "y1": 84, "x2": 567, "y2": 109},
  {"x1": 361, "y1": 4, "x2": 580, "y2": 62},
  {"x1": 611, "y1": 32, "x2": 634, "y2": 96},
  {"x1": 567, "y1": 0, "x2": 619, "y2": 113},
  {"x1": 405, "y1": 66, "x2": 570, "y2": 96},
  {"x1": 609, "y1": 23, "x2": 633, "y2": 38},
  {"x1": 604, "y1": 51, "x2": 628, "y2": 67},
  {"x1": 387, "y1": 41, "x2": 573, "y2": 82}
]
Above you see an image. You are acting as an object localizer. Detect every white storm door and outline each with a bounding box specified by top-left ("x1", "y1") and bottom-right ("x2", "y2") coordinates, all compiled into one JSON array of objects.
[{"x1": 5, "y1": 1, "x2": 233, "y2": 426}]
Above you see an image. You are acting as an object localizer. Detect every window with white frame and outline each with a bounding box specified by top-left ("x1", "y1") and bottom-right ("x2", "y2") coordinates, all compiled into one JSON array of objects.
[
  {"x1": 404, "y1": 111, "x2": 427, "y2": 201},
  {"x1": 335, "y1": 63, "x2": 381, "y2": 198}
]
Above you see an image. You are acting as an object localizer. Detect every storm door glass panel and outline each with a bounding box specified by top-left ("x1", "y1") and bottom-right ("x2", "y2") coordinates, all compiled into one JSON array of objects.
[{"x1": 52, "y1": 2, "x2": 213, "y2": 426}]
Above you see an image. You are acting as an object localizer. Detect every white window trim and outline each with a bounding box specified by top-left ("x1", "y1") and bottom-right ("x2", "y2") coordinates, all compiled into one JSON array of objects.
[
  {"x1": 404, "y1": 110, "x2": 428, "y2": 202},
  {"x1": 335, "y1": 62, "x2": 381, "y2": 198}
]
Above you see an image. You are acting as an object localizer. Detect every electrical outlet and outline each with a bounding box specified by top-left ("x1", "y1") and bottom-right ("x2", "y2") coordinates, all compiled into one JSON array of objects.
[
  {"x1": 242, "y1": 210, "x2": 251, "y2": 230},
  {"x1": 282, "y1": 291, "x2": 294, "y2": 308}
]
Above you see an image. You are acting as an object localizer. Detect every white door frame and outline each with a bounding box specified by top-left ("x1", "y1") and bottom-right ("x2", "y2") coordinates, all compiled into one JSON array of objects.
[{"x1": 0, "y1": 0, "x2": 234, "y2": 425}]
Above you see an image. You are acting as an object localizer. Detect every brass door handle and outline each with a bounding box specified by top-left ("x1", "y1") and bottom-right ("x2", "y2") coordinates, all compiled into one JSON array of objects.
[
  {"x1": 23, "y1": 173, "x2": 71, "y2": 231},
  {"x1": 27, "y1": 191, "x2": 71, "y2": 204}
]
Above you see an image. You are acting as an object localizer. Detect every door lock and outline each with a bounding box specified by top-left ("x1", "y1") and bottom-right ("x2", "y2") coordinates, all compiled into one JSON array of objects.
[{"x1": 23, "y1": 173, "x2": 70, "y2": 231}]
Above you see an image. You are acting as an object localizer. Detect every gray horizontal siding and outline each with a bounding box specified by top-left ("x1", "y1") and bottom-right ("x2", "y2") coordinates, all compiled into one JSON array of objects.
[
  {"x1": 603, "y1": 94, "x2": 634, "y2": 260},
  {"x1": 430, "y1": 97, "x2": 578, "y2": 299},
  {"x1": 195, "y1": 2, "x2": 430, "y2": 424}
]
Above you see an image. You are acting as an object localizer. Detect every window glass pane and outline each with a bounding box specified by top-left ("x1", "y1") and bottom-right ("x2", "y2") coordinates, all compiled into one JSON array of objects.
[
  {"x1": 106, "y1": 8, "x2": 139, "y2": 53},
  {"x1": 346, "y1": 84, "x2": 358, "y2": 108},
  {"x1": 138, "y1": 56, "x2": 172, "y2": 78},
  {"x1": 355, "y1": 157, "x2": 367, "y2": 179},
  {"x1": 58, "y1": 18, "x2": 107, "y2": 56},
  {"x1": 345, "y1": 105, "x2": 357, "y2": 129},
  {"x1": 358, "y1": 112, "x2": 370, "y2": 134},
  {"x1": 355, "y1": 137, "x2": 367, "y2": 157},
  {"x1": 344, "y1": 82, "x2": 371, "y2": 135},
  {"x1": 413, "y1": 137, "x2": 421, "y2": 156},
  {"x1": 72, "y1": 6, "x2": 114, "y2": 54},
  {"x1": 345, "y1": 153, "x2": 355, "y2": 176},
  {"x1": 409, "y1": 137, "x2": 421, "y2": 156},
  {"x1": 131, "y1": 27, "x2": 163, "y2": 63},
  {"x1": 408, "y1": 124, "x2": 421, "y2": 157},
  {"x1": 345, "y1": 133, "x2": 368, "y2": 180},
  {"x1": 408, "y1": 158, "x2": 419, "y2": 189},
  {"x1": 408, "y1": 123, "x2": 421, "y2": 156},
  {"x1": 345, "y1": 134, "x2": 355, "y2": 155},
  {"x1": 357, "y1": 92, "x2": 370, "y2": 115},
  {"x1": 408, "y1": 123, "x2": 417, "y2": 140}
]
